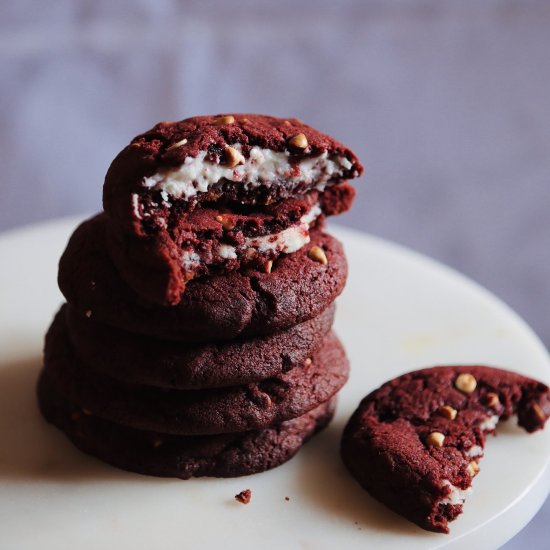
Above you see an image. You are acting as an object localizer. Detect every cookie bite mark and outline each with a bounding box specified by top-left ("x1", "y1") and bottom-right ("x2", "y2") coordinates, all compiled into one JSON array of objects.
[
  {"x1": 58, "y1": 215, "x2": 348, "y2": 343},
  {"x1": 180, "y1": 202, "x2": 323, "y2": 280},
  {"x1": 107, "y1": 186, "x2": 351, "y2": 306},
  {"x1": 341, "y1": 365, "x2": 550, "y2": 533}
]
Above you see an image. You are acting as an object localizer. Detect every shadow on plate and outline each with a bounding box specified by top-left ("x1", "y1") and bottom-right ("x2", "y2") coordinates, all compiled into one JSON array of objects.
[
  {"x1": 0, "y1": 357, "x2": 129, "y2": 482},
  {"x1": 295, "y1": 416, "x2": 434, "y2": 539}
]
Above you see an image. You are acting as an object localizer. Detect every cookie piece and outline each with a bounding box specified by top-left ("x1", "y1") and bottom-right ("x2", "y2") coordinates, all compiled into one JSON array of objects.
[
  {"x1": 341, "y1": 366, "x2": 550, "y2": 533},
  {"x1": 37, "y1": 368, "x2": 337, "y2": 479},
  {"x1": 59, "y1": 214, "x2": 347, "y2": 343},
  {"x1": 103, "y1": 114, "x2": 363, "y2": 236},
  {"x1": 106, "y1": 184, "x2": 354, "y2": 305},
  {"x1": 64, "y1": 303, "x2": 335, "y2": 389},
  {"x1": 43, "y1": 314, "x2": 349, "y2": 435}
]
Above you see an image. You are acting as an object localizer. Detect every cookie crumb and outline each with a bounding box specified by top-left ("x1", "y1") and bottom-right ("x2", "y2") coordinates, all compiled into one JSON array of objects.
[{"x1": 235, "y1": 489, "x2": 252, "y2": 504}]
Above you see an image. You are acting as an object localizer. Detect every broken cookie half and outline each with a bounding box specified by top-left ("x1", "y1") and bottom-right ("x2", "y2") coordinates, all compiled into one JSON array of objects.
[
  {"x1": 341, "y1": 365, "x2": 550, "y2": 533},
  {"x1": 103, "y1": 114, "x2": 363, "y2": 305}
]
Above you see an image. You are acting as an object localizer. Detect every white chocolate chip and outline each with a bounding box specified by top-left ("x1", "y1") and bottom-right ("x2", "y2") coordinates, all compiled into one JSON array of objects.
[
  {"x1": 484, "y1": 392, "x2": 500, "y2": 408},
  {"x1": 224, "y1": 146, "x2": 245, "y2": 168},
  {"x1": 288, "y1": 133, "x2": 308, "y2": 149},
  {"x1": 439, "y1": 405, "x2": 458, "y2": 420},
  {"x1": 426, "y1": 432, "x2": 445, "y2": 447},
  {"x1": 467, "y1": 461, "x2": 480, "y2": 477},
  {"x1": 455, "y1": 373, "x2": 477, "y2": 394},
  {"x1": 308, "y1": 246, "x2": 328, "y2": 265},
  {"x1": 166, "y1": 138, "x2": 188, "y2": 151},
  {"x1": 213, "y1": 115, "x2": 235, "y2": 125}
]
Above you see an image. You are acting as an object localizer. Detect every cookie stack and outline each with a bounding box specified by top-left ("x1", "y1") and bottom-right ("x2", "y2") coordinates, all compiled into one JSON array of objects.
[{"x1": 37, "y1": 114, "x2": 363, "y2": 478}]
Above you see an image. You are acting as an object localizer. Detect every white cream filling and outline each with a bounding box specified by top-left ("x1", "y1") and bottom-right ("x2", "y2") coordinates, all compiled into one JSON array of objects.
[
  {"x1": 480, "y1": 414, "x2": 499, "y2": 432},
  {"x1": 181, "y1": 250, "x2": 201, "y2": 270},
  {"x1": 143, "y1": 146, "x2": 352, "y2": 201},
  {"x1": 214, "y1": 204, "x2": 321, "y2": 261},
  {"x1": 244, "y1": 204, "x2": 321, "y2": 254},
  {"x1": 439, "y1": 480, "x2": 472, "y2": 506},
  {"x1": 467, "y1": 445, "x2": 484, "y2": 458},
  {"x1": 132, "y1": 193, "x2": 142, "y2": 219},
  {"x1": 217, "y1": 244, "x2": 238, "y2": 260}
]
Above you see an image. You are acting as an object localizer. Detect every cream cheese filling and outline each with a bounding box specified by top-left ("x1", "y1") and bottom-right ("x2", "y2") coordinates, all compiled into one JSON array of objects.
[
  {"x1": 180, "y1": 204, "x2": 321, "y2": 269},
  {"x1": 143, "y1": 146, "x2": 352, "y2": 201},
  {"x1": 480, "y1": 414, "x2": 499, "y2": 431},
  {"x1": 439, "y1": 480, "x2": 473, "y2": 506},
  {"x1": 242, "y1": 204, "x2": 321, "y2": 255},
  {"x1": 467, "y1": 445, "x2": 484, "y2": 458}
]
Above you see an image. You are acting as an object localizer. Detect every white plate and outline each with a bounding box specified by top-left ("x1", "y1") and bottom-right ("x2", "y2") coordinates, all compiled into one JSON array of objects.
[{"x1": 0, "y1": 218, "x2": 549, "y2": 550}]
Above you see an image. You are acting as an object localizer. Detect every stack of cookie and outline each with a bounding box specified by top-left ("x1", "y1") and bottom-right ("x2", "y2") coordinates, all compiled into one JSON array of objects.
[{"x1": 37, "y1": 114, "x2": 363, "y2": 478}]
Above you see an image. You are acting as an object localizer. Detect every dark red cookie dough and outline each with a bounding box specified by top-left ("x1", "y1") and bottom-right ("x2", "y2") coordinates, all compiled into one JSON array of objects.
[
  {"x1": 64, "y1": 303, "x2": 335, "y2": 390},
  {"x1": 341, "y1": 365, "x2": 550, "y2": 533},
  {"x1": 58, "y1": 214, "x2": 347, "y2": 343},
  {"x1": 43, "y1": 313, "x2": 348, "y2": 435},
  {"x1": 37, "y1": 368, "x2": 337, "y2": 479},
  {"x1": 106, "y1": 184, "x2": 354, "y2": 305},
  {"x1": 103, "y1": 113, "x2": 363, "y2": 236}
]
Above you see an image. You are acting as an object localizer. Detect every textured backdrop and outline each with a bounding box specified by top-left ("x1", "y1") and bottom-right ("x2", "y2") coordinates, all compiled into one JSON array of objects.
[{"x1": 1, "y1": 1, "x2": 549, "y2": 546}]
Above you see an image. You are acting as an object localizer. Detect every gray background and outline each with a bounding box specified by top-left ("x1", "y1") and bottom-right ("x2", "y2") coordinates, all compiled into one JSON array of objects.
[{"x1": 1, "y1": 1, "x2": 549, "y2": 547}]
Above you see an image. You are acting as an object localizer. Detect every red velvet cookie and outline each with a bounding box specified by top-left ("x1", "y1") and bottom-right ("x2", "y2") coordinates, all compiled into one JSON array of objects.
[
  {"x1": 64, "y1": 303, "x2": 335, "y2": 390},
  {"x1": 102, "y1": 114, "x2": 362, "y2": 304},
  {"x1": 42, "y1": 311, "x2": 349, "y2": 435},
  {"x1": 59, "y1": 214, "x2": 347, "y2": 343},
  {"x1": 38, "y1": 368, "x2": 337, "y2": 479},
  {"x1": 106, "y1": 184, "x2": 354, "y2": 305},
  {"x1": 341, "y1": 366, "x2": 550, "y2": 533},
  {"x1": 104, "y1": 113, "x2": 363, "y2": 233}
]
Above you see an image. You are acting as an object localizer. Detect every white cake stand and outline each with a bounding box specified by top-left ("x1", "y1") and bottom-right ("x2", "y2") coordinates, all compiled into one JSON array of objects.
[{"x1": 0, "y1": 218, "x2": 548, "y2": 550}]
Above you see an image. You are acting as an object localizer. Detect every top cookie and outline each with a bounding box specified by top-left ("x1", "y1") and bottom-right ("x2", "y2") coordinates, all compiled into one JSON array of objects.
[{"x1": 103, "y1": 114, "x2": 363, "y2": 236}]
